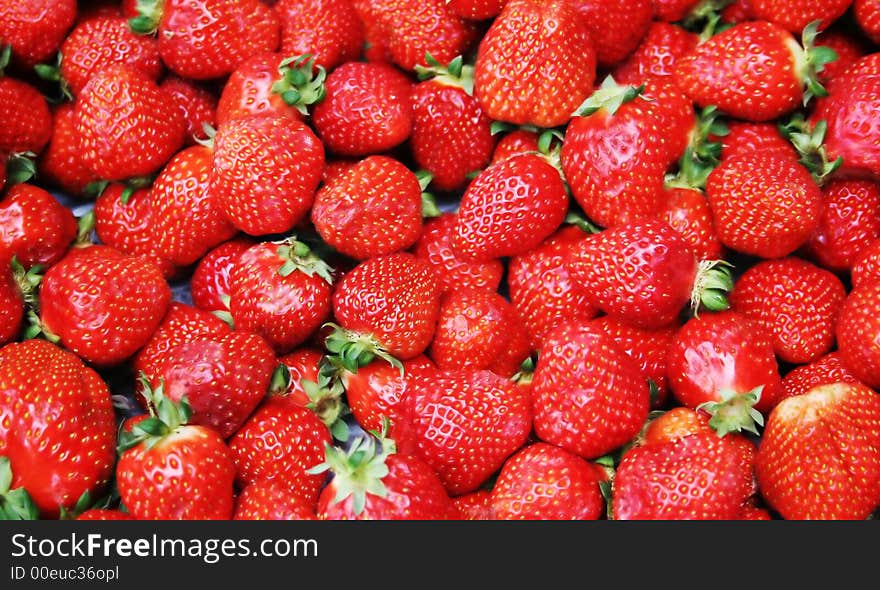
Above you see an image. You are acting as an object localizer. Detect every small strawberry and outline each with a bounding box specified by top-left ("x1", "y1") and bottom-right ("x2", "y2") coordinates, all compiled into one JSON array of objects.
[
  {"x1": 855, "y1": 0, "x2": 880, "y2": 44},
  {"x1": 274, "y1": 0, "x2": 365, "y2": 71},
  {"x1": 0, "y1": 183, "x2": 77, "y2": 269},
  {"x1": 233, "y1": 478, "x2": 318, "y2": 520},
  {"x1": 661, "y1": 185, "x2": 724, "y2": 262},
  {"x1": 451, "y1": 490, "x2": 495, "y2": 520},
  {"x1": 730, "y1": 257, "x2": 847, "y2": 364},
  {"x1": 116, "y1": 387, "x2": 237, "y2": 520},
  {"x1": 530, "y1": 321, "x2": 651, "y2": 460},
  {"x1": 780, "y1": 352, "x2": 861, "y2": 400},
  {"x1": 36, "y1": 102, "x2": 100, "y2": 199},
  {"x1": 641, "y1": 406, "x2": 713, "y2": 445},
  {"x1": 490, "y1": 129, "x2": 540, "y2": 164},
  {"x1": 189, "y1": 237, "x2": 255, "y2": 314},
  {"x1": 208, "y1": 112, "x2": 324, "y2": 236},
  {"x1": 749, "y1": 0, "x2": 852, "y2": 34},
  {"x1": 0, "y1": 0, "x2": 77, "y2": 68},
  {"x1": 836, "y1": 281, "x2": 880, "y2": 388},
  {"x1": 311, "y1": 61, "x2": 413, "y2": 157},
  {"x1": 473, "y1": 0, "x2": 596, "y2": 128},
  {"x1": 228, "y1": 238, "x2": 334, "y2": 354},
  {"x1": 755, "y1": 382, "x2": 880, "y2": 520},
  {"x1": 0, "y1": 59, "x2": 52, "y2": 157},
  {"x1": 611, "y1": 21, "x2": 698, "y2": 84},
  {"x1": 159, "y1": 76, "x2": 218, "y2": 146},
  {"x1": 0, "y1": 339, "x2": 116, "y2": 518},
  {"x1": 570, "y1": 0, "x2": 653, "y2": 68},
  {"x1": 490, "y1": 442, "x2": 607, "y2": 520}
]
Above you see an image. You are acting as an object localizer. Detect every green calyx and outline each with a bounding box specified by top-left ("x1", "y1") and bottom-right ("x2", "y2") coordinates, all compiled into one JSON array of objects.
[
  {"x1": 511, "y1": 356, "x2": 536, "y2": 386},
  {"x1": 667, "y1": 105, "x2": 728, "y2": 191},
  {"x1": 778, "y1": 113, "x2": 843, "y2": 185},
  {"x1": 0, "y1": 456, "x2": 39, "y2": 520},
  {"x1": 271, "y1": 359, "x2": 349, "y2": 433},
  {"x1": 10, "y1": 256, "x2": 42, "y2": 312},
  {"x1": 323, "y1": 322, "x2": 403, "y2": 376},
  {"x1": 0, "y1": 45, "x2": 11, "y2": 74},
  {"x1": 271, "y1": 54, "x2": 327, "y2": 116},
  {"x1": 129, "y1": 0, "x2": 164, "y2": 35},
  {"x1": 690, "y1": 259, "x2": 734, "y2": 316},
  {"x1": 116, "y1": 374, "x2": 192, "y2": 454},
  {"x1": 697, "y1": 386, "x2": 765, "y2": 437},
  {"x1": 6, "y1": 152, "x2": 37, "y2": 185},
  {"x1": 415, "y1": 171, "x2": 442, "y2": 218},
  {"x1": 34, "y1": 52, "x2": 72, "y2": 103},
  {"x1": 414, "y1": 53, "x2": 475, "y2": 96},
  {"x1": 572, "y1": 75, "x2": 645, "y2": 118},
  {"x1": 564, "y1": 211, "x2": 602, "y2": 234},
  {"x1": 800, "y1": 20, "x2": 838, "y2": 108},
  {"x1": 275, "y1": 238, "x2": 334, "y2": 283}
]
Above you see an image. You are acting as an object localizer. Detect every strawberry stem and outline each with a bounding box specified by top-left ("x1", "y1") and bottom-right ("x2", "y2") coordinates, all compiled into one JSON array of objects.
[
  {"x1": 778, "y1": 113, "x2": 843, "y2": 185},
  {"x1": 117, "y1": 374, "x2": 193, "y2": 453},
  {"x1": 129, "y1": 0, "x2": 163, "y2": 35},
  {"x1": 414, "y1": 53, "x2": 475, "y2": 95},
  {"x1": 322, "y1": 322, "x2": 404, "y2": 376},
  {"x1": 271, "y1": 54, "x2": 327, "y2": 116},
  {"x1": 0, "y1": 457, "x2": 39, "y2": 520},
  {"x1": 697, "y1": 387, "x2": 765, "y2": 437},
  {"x1": 572, "y1": 76, "x2": 644, "y2": 118},
  {"x1": 800, "y1": 20, "x2": 838, "y2": 107},
  {"x1": 6, "y1": 152, "x2": 36, "y2": 185},
  {"x1": 275, "y1": 238, "x2": 334, "y2": 284},
  {"x1": 690, "y1": 259, "x2": 734, "y2": 316}
]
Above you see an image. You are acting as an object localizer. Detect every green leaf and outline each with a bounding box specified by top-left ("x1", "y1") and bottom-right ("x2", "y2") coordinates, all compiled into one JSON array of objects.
[
  {"x1": 0, "y1": 457, "x2": 12, "y2": 494},
  {"x1": 1, "y1": 488, "x2": 40, "y2": 520}
]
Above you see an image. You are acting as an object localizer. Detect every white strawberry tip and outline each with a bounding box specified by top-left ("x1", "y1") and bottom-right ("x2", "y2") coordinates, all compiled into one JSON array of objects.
[
  {"x1": 697, "y1": 386, "x2": 765, "y2": 437},
  {"x1": 690, "y1": 259, "x2": 734, "y2": 316}
]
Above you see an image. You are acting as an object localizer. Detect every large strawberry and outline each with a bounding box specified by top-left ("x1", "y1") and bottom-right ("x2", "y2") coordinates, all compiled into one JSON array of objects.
[
  {"x1": 836, "y1": 281, "x2": 880, "y2": 388},
  {"x1": 0, "y1": 339, "x2": 116, "y2": 519},
  {"x1": 570, "y1": 0, "x2": 652, "y2": 68},
  {"x1": 74, "y1": 63, "x2": 186, "y2": 182},
  {"x1": 274, "y1": 0, "x2": 364, "y2": 71},
  {"x1": 228, "y1": 238, "x2": 334, "y2": 354},
  {"x1": 116, "y1": 387, "x2": 237, "y2": 520},
  {"x1": 38, "y1": 244, "x2": 172, "y2": 367},
  {"x1": 749, "y1": 0, "x2": 852, "y2": 34},
  {"x1": 530, "y1": 321, "x2": 650, "y2": 460},
  {"x1": 129, "y1": 0, "x2": 280, "y2": 80},
  {"x1": 755, "y1": 382, "x2": 880, "y2": 520},
  {"x1": 0, "y1": 183, "x2": 77, "y2": 269},
  {"x1": 0, "y1": 0, "x2": 76, "y2": 68},
  {"x1": 208, "y1": 112, "x2": 324, "y2": 236},
  {"x1": 473, "y1": 0, "x2": 596, "y2": 128}
]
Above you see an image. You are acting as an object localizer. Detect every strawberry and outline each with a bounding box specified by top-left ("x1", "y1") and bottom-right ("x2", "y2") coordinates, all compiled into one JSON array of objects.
[
  {"x1": 852, "y1": 237, "x2": 880, "y2": 288},
  {"x1": 233, "y1": 478, "x2": 318, "y2": 520},
  {"x1": 274, "y1": 0, "x2": 364, "y2": 71},
  {"x1": 312, "y1": 433, "x2": 456, "y2": 520},
  {"x1": 36, "y1": 102, "x2": 100, "y2": 199},
  {"x1": 311, "y1": 61, "x2": 413, "y2": 157},
  {"x1": 311, "y1": 155, "x2": 424, "y2": 260},
  {"x1": 813, "y1": 25, "x2": 872, "y2": 83},
  {"x1": 729, "y1": 257, "x2": 847, "y2": 364},
  {"x1": 75, "y1": 509, "x2": 135, "y2": 521},
  {"x1": 276, "y1": 347, "x2": 324, "y2": 408},
  {"x1": 38, "y1": 244, "x2": 172, "y2": 367},
  {"x1": 611, "y1": 21, "x2": 698, "y2": 84},
  {"x1": 0, "y1": 183, "x2": 77, "y2": 269},
  {"x1": 57, "y1": 13, "x2": 163, "y2": 98},
  {"x1": 228, "y1": 239, "x2": 334, "y2": 354},
  {"x1": 447, "y1": 0, "x2": 504, "y2": 20},
  {"x1": 780, "y1": 352, "x2": 860, "y2": 400},
  {"x1": 749, "y1": 0, "x2": 852, "y2": 34},
  {"x1": 149, "y1": 145, "x2": 238, "y2": 268},
  {"x1": 652, "y1": 0, "x2": 701, "y2": 22},
  {"x1": 0, "y1": 258, "x2": 24, "y2": 346},
  {"x1": 661, "y1": 186, "x2": 724, "y2": 262},
  {"x1": 451, "y1": 489, "x2": 495, "y2": 520},
  {"x1": 567, "y1": 219, "x2": 733, "y2": 330},
  {"x1": 159, "y1": 76, "x2": 218, "y2": 146},
  {"x1": 490, "y1": 129, "x2": 540, "y2": 164},
  {"x1": 714, "y1": 120, "x2": 799, "y2": 165},
  {"x1": 0, "y1": 65, "x2": 52, "y2": 157},
  {"x1": 473, "y1": 0, "x2": 596, "y2": 128},
  {"x1": 208, "y1": 112, "x2": 324, "y2": 236},
  {"x1": 836, "y1": 281, "x2": 880, "y2": 388},
  {"x1": 189, "y1": 237, "x2": 255, "y2": 314},
  {"x1": 0, "y1": 339, "x2": 116, "y2": 518},
  {"x1": 755, "y1": 382, "x2": 880, "y2": 520},
  {"x1": 570, "y1": 0, "x2": 653, "y2": 68},
  {"x1": 116, "y1": 387, "x2": 237, "y2": 520},
  {"x1": 452, "y1": 152, "x2": 568, "y2": 261},
  {"x1": 428, "y1": 287, "x2": 531, "y2": 378},
  {"x1": 411, "y1": 212, "x2": 504, "y2": 294},
  {"x1": 0, "y1": 0, "x2": 76, "y2": 68},
  {"x1": 74, "y1": 63, "x2": 186, "y2": 182},
  {"x1": 673, "y1": 20, "x2": 837, "y2": 122},
  {"x1": 490, "y1": 442, "x2": 607, "y2": 520},
  {"x1": 330, "y1": 252, "x2": 441, "y2": 362},
  {"x1": 216, "y1": 52, "x2": 326, "y2": 126},
  {"x1": 641, "y1": 406, "x2": 713, "y2": 445},
  {"x1": 705, "y1": 150, "x2": 822, "y2": 258},
  {"x1": 530, "y1": 321, "x2": 650, "y2": 460},
  {"x1": 855, "y1": 0, "x2": 880, "y2": 44},
  {"x1": 150, "y1": 330, "x2": 277, "y2": 439},
  {"x1": 666, "y1": 310, "x2": 783, "y2": 435},
  {"x1": 130, "y1": 0, "x2": 280, "y2": 80},
  {"x1": 410, "y1": 55, "x2": 495, "y2": 193},
  {"x1": 612, "y1": 428, "x2": 758, "y2": 520}
]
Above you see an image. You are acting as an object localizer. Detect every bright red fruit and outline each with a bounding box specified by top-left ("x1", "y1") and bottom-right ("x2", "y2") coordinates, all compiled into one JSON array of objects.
[
  {"x1": 612, "y1": 21, "x2": 698, "y2": 84},
  {"x1": 234, "y1": 479, "x2": 317, "y2": 520},
  {"x1": 749, "y1": 0, "x2": 852, "y2": 34},
  {"x1": 0, "y1": 0, "x2": 77, "y2": 68},
  {"x1": 0, "y1": 259, "x2": 23, "y2": 346},
  {"x1": 661, "y1": 186, "x2": 724, "y2": 262},
  {"x1": 855, "y1": 0, "x2": 880, "y2": 44},
  {"x1": 780, "y1": 352, "x2": 861, "y2": 400},
  {"x1": 274, "y1": 0, "x2": 364, "y2": 71},
  {"x1": 571, "y1": 0, "x2": 652, "y2": 67},
  {"x1": 189, "y1": 237, "x2": 254, "y2": 314},
  {"x1": 160, "y1": 76, "x2": 218, "y2": 146},
  {"x1": 36, "y1": 102, "x2": 100, "y2": 199},
  {"x1": 0, "y1": 184, "x2": 76, "y2": 269},
  {"x1": 0, "y1": 73, "x2": 52, "y2": 157},
  {"x1": 836, "y1": 281, "x2": 880, "y2": 388}
]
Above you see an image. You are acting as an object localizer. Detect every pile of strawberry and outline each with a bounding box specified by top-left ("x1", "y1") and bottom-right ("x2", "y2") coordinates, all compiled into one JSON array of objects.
[{"x1": 2, "y1": 0, "x2": 880, "y2": 521}]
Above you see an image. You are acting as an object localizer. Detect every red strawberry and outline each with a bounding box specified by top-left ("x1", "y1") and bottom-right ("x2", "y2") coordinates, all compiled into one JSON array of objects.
[
  {"x1": 852, "y1": 237, "x2": 880, "y2": 288},
  {"x1": 490, "y1": 442, "x2": 607, "y2": 520},
  {"x1": 490, "y1": 129, "x2": 540, "y2": 164},
  {"x1": 567, "y1": 219, "x2": 733, "y2": 330},
  {"x1": 410, "y1": 55, "x2": 495, "y2": 193},
  {"x1": 331, "y1": 252, "x2": 441, "y2": 362},
  {"x1": 452, "y1": 153, "x2": 568, "y2": 261},
  {"x1": 447, "y1": 0, "x2": 504, "y2": 20},
  {"x1": 38, "y1": 244, "x2": 172, "y2": 367},
  {"x1": 159, "y1": 76, "x2": 218, "y2": 146},
  {"x1": 729, "y1": 257, "x2": 847, "y2": 364},
  {"x1": 715, "y1": 120, "x2": 799, "y2": 163},
  {"x1": 451, "y1": 489, "x2": 495, "y2": 520},
  {"x1": 74, "y1": 63, "x2": 186, "y2": 182},
  {"x1": 58, "y1": 13, "x2": 163, "y2": 98},
  {"x1": 836, "y1": 281, "x2": 880, "y2": 388},
  {"x1": 150, "y1": 145, "x2": 238, "y2": 268},
  {"x1": 311, "y1": 61, "x2": 413, "y2": 157},
  {"x1": 666, "y1": 310, "x2": 783, "y2": 435},
  {"x1": 228, "y1": 239, "x2": 334, "y2": 354},
  {"x1": 855, "y1": 0, "x2": 880, "y2": 44},
  {"x1": 611, "y1": 21, "x2": 698, "y2": 84},
  {"x1": 0, "y1": 183, "x2": 77, "y2": 269},
  {"x1": 0, "y1": 0, "x2": 76, "y2": 68},
  {"x1": 661, "y1": 186, "x2": 724, "y2": 262},
  {"x1": 570, "y1": 0, "x2": 652, "y2": 68},
  {"x1": 428, "y1": 287, "x2": 530, "y2": 378},
  {"x1": 0, "y1": 68, "x2": 52, "y2": 157},
  {"x1": 507, "y1": 225, "x2": 599, "y2": 351},
  {"x1": 130, "y1": 0, "x2": 280, "y2": 80},
  {"x1": 755, "y1": 382, "x2": 880, "y2": 520},
  {"x1": 705, "y1": 150, "x2": 822, "y2": 258},
  {"x1": 116, "y1": 388, "x2": 236, "y2": 520},
  {"x1": 313, "y1": 433, "x2": 456, "y2": 520},
  {"x1": 36, "y1": 102, "x2": 100, "y2": 199},
  {"x1": 276, "y1": 347, "x2": 324, "y2": 408},
  {"x1": 473, "y1": 0, "x2": 596, "y2": 128},
  {"x1": 75, "y1": 509, "x2": 135, "y2": 521},
  {"x1": 641, "y1": 406, "x2": 713, "y2": 445},
  {"x1": 0, "y1": 258, "x2": 24, "y2": 346},
  {"x1": 411, "y1": 212, "x2": 504, "y2": 295},
  {"x1": 274, "y1": 0, "x2": 364, "y2": 71},
  {"x1": 208, "y1": 112, "x2": 324, "y2": 236},
  {"x1": 0, "y1": 339, "x2": 116, "y2": 518},
  {"x1": 234, "y1": 478, "x2": 318, "y2": 520},
  {"x1": 780, "y1": 352, "x2": 861, "y2": 400},
  {"x1": 311, "y1": 155, "x2": 424, "y2": 260},
  {"x1": 814, "y1": 26, "x2": 872, "y2": 83},
  {"x1": 652, "y1": 0, "x2": 701, "y2": 21},
  {"x1": 189, "y1": 237, "x2": 255, "y2": 314},
  {"x1": 674, "y1": 20, "x2": 836, "y2": 122},
  {"x1": 400, "y1": 369, "x2": 532, "y2": 495},
  {"x1": 722, "y1": 0, "x2": 755, "y2": 23},
  {"x1": 749, "y1": 0, "x2": 852, "y2": 34},
  {"x1": 530, "y1": 321, "x2": 650, "y2": 460}
]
